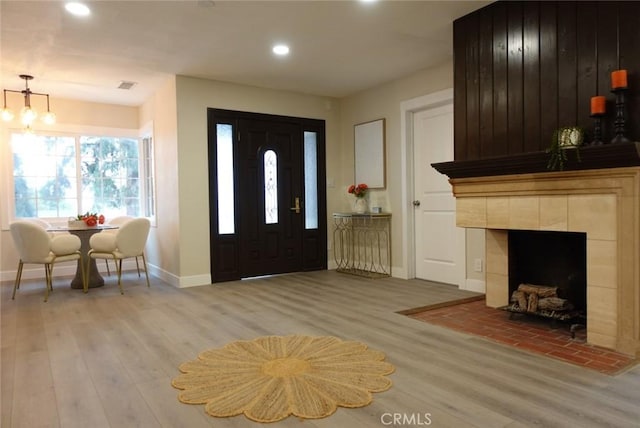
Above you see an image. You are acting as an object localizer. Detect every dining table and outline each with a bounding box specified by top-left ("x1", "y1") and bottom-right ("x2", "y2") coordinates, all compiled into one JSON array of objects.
[{"x1": 48, "y1": 224, "x2": 117, "y2": 289}]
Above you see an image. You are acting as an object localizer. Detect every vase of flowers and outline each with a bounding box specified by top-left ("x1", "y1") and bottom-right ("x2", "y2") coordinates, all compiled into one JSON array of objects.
[{"x1": 348, "y1": 183, "x2": 368, "y2": 213}]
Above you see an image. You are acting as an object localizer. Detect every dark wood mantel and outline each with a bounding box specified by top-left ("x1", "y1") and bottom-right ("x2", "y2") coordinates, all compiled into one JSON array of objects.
[{"x1": 432, "y1": 142, "x2": 640, "y2": 179}]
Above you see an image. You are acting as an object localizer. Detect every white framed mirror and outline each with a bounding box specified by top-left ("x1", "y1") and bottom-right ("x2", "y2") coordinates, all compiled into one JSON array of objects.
[{"x1": 354, "y1": 118, "x2": 385, "y2": 188}]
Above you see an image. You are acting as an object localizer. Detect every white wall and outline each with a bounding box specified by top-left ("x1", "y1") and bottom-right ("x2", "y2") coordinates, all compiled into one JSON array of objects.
[
  {"x1": 338, "y1": 61, "x2": 454, "y2": 278},
  {"x1": 139, "y1": 77, "x2": 181, "y2": 285}
]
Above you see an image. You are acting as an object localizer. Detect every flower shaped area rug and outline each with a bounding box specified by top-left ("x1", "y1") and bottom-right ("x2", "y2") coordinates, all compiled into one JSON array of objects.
[{"x1": 171, "y1": 335, "x2": 395, "y2": 423}]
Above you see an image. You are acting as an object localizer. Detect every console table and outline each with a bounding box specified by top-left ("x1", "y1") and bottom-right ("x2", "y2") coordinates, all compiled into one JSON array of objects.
[{"x1": 332, "y1": 212, "x2": 391, "y2": 278}]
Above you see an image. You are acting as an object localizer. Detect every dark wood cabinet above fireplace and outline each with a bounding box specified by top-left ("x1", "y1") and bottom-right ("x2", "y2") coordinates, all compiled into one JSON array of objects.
[{"x1": 453, "y1": 1, "x2": 640, "y2": 165}]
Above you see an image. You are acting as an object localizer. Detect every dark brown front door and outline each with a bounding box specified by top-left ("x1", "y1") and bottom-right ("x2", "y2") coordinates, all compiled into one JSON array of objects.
[
  {"x1": 237, "y1": 118, "x2": 302, "y2": 277},
  {"x1": 208, "y1": 109, "x2": 327, "y2": 282}
]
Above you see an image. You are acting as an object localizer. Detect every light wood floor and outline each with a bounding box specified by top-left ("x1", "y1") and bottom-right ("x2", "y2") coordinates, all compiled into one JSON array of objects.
[{"x1": 2, "y1": 270, "x2": 639, "y2": 428}]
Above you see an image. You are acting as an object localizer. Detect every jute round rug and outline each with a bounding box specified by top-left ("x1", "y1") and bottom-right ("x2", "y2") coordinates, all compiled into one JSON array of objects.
[{"x1": 171, "y1": 335, "x2": 395, "y2": 423}]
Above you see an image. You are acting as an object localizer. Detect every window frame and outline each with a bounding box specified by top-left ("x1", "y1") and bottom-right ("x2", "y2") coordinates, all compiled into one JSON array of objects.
[{"x1": 3, "y1": 122, "x2": 155, "y2": 227}]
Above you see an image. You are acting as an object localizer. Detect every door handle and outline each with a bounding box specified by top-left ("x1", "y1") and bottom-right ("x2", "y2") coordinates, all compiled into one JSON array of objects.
[
  {"x1": 413, "y1": 200, "x2": 421, "y2": 207},
  {"x1": 290, "y1": 197, "x2": 301, "y2": 214}
]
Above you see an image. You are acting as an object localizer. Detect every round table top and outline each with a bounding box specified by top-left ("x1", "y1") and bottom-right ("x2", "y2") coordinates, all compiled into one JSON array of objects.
[{"x1": 47, "y1": 224, "x2": 118, "y2": 232}]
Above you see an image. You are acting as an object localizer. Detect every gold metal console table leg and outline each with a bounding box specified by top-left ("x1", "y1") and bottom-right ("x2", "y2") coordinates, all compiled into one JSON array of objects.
[{"x1": 333, "y1": 212, "x2": 391, "y2": 278}]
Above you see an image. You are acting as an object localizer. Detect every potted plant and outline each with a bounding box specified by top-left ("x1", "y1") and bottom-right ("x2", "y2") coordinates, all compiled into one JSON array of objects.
[{"x1": 546, "y1": 126, "x2": 584, "y2": 171}]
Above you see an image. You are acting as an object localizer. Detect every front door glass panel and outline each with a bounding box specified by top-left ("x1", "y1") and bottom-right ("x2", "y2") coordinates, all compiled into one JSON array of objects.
[
  {"x1": 216, "y1": 124, "x2": 235, "y2": 234},
  {"x1": 264, "y1": 149, "x2": 278, "y2": 224},
  {"x1": 304, "y1": 131, "x2": 318, "y2": 229}
]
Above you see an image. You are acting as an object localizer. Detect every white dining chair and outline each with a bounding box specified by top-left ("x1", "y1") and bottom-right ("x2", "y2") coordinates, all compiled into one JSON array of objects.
[
  {"x1": 101, "y1": 215, "x2": 135, "y2": 275},
  {"x1": 87, "y1": 217, "x2": 151, "y2": 294},
  {"x1": 21, "y1": 218, "x2": 64, "y2": 238},
  {"x1": 10, "y1": 220, "x2": 85, "y2": 302}
]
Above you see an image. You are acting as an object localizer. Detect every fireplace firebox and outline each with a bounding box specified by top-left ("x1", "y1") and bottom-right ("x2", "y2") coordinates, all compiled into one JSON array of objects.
[
  {"x1": 503, "y1": 230, "x2": 587, "y2": 333},
  {"x1": 509, "y1": 230, "x2": 587, "y2": 311}
]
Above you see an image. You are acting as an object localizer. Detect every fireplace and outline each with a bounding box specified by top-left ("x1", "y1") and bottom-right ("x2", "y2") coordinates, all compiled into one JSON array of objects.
[{"x1": 444, "y1": 167, "x2": 640, "y2": 357}]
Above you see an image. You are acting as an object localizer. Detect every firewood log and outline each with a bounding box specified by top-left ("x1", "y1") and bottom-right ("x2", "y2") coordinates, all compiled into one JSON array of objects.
[
  {"x1": 517, "y1": 283, "x2": 558, "y2": 298},
  {"x1": 510, "y1": 290, "x2": 528, "y2": 309},
  {"x1": 538, "y1": 297, "x2": 574, "y2": 311},
  {"x1": 527, "y1": 292, "x2": 539, "y2": 312}
]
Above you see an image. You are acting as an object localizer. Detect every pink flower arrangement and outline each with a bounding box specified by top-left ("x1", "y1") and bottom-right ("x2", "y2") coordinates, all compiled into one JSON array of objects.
[{"x1": 347, "y1": 183, "x2": 368, "y2": 198}]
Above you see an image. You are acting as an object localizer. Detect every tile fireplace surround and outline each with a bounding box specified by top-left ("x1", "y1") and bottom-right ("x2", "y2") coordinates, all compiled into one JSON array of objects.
[{"x1": 451, "y1": 167, "x2": 640, "y2": 356}]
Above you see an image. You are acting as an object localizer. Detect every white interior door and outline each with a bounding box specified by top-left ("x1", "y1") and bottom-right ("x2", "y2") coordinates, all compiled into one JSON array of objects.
[{"x1": 412, "y1": 102, "x2": 462, "y2": 285}]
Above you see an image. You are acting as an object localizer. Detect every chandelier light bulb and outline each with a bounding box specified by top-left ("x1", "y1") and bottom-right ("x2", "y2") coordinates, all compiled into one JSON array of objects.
[
  {"x1": 42, "y1": 111, "x2": 56, "y2": 125},
  {"x1": 1, "y1": 107, "x2": 14, "y2": 121},
  {"x1": 20, "y1": 106, "x2": 37, "y2": 126}
]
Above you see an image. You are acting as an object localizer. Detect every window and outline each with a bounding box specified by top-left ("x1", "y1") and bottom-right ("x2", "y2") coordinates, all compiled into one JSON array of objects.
[
  {"x1": 10, "y1": 131, "x2": 155, "y2": 220},
  {"x1": 303, "y1": 131, "x2": 318, "y2": 229},
  {"x1": 216, "y1": 124, "x2": 235, "y2": 234},
  {"x1": 141, "y1": 135, "x2": 156, "y2": 219},
  {"x1": 264, "y1": 149, "x2": 278, "y2": 224}
]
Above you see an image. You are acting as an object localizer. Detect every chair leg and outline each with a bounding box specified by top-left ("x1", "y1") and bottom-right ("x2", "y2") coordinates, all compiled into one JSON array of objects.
[
  {"x1": 47, "y1": 264, "x2": 53, "y2": 291},
  {"x1": 12, "y1": 260, "x2": 24, "y2": 300},
  {"x1": 44, "y1": 264, "x2": 52, "y2": 302},
  {"x1": 116, "y1": 259, "x2": 124, "y2": 295},
  {"x1": 105, "y1": 259, "x2": 111, "y2": 276},
  {"x1": 141, "y1": 253, "x2": 150, "y2": 287},
  {"x1": 135, "y1": 256, "x2": 141, "y2": 277}
]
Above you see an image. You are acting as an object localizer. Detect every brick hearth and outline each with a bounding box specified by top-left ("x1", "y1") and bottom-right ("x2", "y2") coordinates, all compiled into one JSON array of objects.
[{"x1": 410, "y1": 299, "x2": 637, "y2": 375}]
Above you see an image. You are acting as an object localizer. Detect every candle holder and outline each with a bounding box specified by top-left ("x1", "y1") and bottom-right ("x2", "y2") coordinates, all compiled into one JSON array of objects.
[
  {"x1": 610, "y1": 87, "x2": 630, "y2": 144},
  {"x1": 589, "y1": 113, "x2": 605, "y2": 146}
]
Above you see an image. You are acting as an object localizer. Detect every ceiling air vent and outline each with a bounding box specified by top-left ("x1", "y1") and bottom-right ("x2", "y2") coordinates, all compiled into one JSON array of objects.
[{"x1": 117, "y1": 81, "x2": 137, "y2": 90}]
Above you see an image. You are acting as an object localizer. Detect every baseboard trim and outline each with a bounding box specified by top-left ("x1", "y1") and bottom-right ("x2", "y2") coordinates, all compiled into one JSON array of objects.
[
  {"x1": 391, "y1": 266, "x2": 407, "y2": 279},
  {"x1": 463, "y1": 278, "x2": 486, "y2": 293},
  {"x1": 177, "y1": 274, "x2": 212, "y2": 288}
]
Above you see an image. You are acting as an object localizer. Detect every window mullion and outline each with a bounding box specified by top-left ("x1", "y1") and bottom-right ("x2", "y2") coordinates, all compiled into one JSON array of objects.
[{"x1": 75, "y1": 135, "x2": 83, "y2": 214}]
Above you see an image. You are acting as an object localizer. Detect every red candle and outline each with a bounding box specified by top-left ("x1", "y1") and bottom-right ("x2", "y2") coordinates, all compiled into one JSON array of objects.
[
  {"x1": 611, "y1": 69, "x2": 628, "y2": 89},
  {"x1": 590, "y1": 95, "x2": 606, "y2": 115}
]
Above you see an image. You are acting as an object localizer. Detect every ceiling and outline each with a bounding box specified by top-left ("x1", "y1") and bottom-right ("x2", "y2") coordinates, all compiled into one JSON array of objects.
[{"x1": 1, "y1": 0, "x2": 490, "y2": 107}]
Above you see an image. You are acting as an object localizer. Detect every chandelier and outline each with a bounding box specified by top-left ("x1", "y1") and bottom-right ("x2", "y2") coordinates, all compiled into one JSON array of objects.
[{"x1": 2, "y1": 74, "x2": 56, "y2": 131}]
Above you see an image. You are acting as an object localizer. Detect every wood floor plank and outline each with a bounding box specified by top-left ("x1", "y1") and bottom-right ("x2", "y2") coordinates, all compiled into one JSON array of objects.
[
  {"x1": 68, "y1": 319, "x2": 161, "y2": 427},
  {"x1": 43, "y1": 319, "x2": 111, "y2": 428},
  {"x1": 2, "y1": 271, "x2": 640, "y2": 428}
]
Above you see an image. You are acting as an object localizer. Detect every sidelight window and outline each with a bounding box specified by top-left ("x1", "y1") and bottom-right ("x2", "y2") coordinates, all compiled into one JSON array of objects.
[
  {"x1": 303, "y1": 131, "x2": 318, "y2": 229},
  {"x1": 264, "y1": 149, "x2": 278, "y2": 224},
  {"x1": 216, "y1": 124, "x2": 235, "y2": 234}
]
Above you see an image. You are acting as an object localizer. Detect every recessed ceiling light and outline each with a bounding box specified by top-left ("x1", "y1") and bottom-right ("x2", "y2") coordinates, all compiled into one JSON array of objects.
[
  {"x1": 272, "y1": 44, "x2": 290, "y2": 56},
  {"x1": 65, "y1": 2, "x2": 91, "y2": 17}
]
